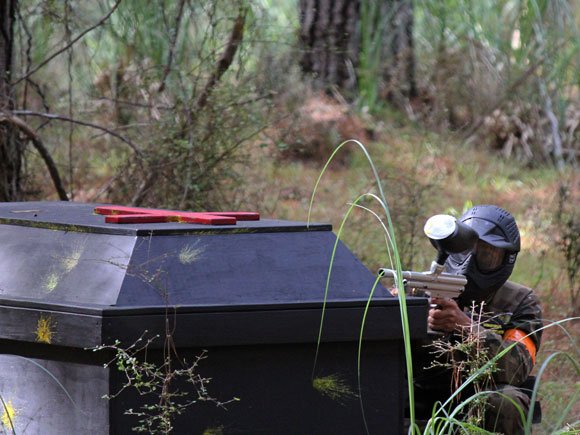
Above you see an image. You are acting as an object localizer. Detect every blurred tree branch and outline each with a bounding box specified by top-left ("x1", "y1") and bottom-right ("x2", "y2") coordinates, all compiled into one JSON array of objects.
[
  {"x1": 158, "y1": 0, "x2": 187, "y2": 93},
  {"x1": 0, "y1": 112, "x2": 68, "y2": 200},
  {"x1": 13, "y1": 110, "x2": 142, "y2": 156},
  {"x1": 12, "y1": 0, "x2": 122, "y2": 86},
  {"x1": 195, "y1": 6, "x2": 246, "y2": 111}
]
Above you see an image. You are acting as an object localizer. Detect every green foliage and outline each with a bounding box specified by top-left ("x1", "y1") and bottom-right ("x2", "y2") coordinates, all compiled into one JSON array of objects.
[
  {"x1": 308, "y1": 139, "x2": 429, "y2": 432},
  {"x1": 10, "y1": 0, "x2": 577, "y2": 204},
  {"x1": 12, "y1": 0, "x2": 276, "y2": 207},
  {"x1": 413, "y1": 0, "x2": 578, "y2": 165},
  {"x1": 358, "y1": 1, "x2": 416, "y2": 114},
  {"x1": 428, "y1": 303, "x2": 499, "y2": 427},
  {"x1": 414, "y1": 0, "x2": 578, "y2": 102}
]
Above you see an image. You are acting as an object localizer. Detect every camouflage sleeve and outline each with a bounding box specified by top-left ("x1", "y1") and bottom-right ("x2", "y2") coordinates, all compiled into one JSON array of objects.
[
  {"x1": 482, "y1": 329, "x2": 534, "y2": 386},
  {"x1": 481, "y1": 287, "x2": 543, "y2": 386},
  {"x1": 505, "y1": 290, "x2": 543, "y2": 351}
]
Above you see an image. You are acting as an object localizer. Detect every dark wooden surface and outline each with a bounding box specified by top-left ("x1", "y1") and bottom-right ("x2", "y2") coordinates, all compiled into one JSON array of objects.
[
  {"x1": 0, "y1": 200, "x2": 428, "y2": 349},
  {"x1": 103, "y1": 300, "x2": 428, "y2": 347},
  {"x1": 0, "y1": 354, "x2": 109, "y2": 434},
  {"x1": 0, "y1": 201, "x2": 427, "y2": 434},
  {"x1": 0, "y1": 201, "x2": 331, "y2": 235},
  {"x1": 0, "y1": 223, "x2": 133, "y2": 306},
  {"x1": 0, "y1": 202, "x2": 397, "y2": 309},
  {"x1": 110, "y1": 341, "x2": 406, "y2": 434},
  {"x1": 116, "y1": 230, "x2": 392, "y2": 306},
  {"x1": 0, "y1": 340, "x2": 408, "y2": 434},
  {"x1": 0, "y1": 305, "x2": 102, "y2": 347}
]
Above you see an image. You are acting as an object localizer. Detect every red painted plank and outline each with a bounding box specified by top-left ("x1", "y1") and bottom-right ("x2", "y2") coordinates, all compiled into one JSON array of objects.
[
  {"x1": 105, "y1": 214, "x2": 173, "y2": 224},
  {"x1": 204, "y1": 212, "x2": 260, "y2": 221},
  {"x1": 94, "y1": 205, "x2": 259, "y2": 226},
  {"x1": 176, "y1": 214, "x2": 236, "y2": 225}
]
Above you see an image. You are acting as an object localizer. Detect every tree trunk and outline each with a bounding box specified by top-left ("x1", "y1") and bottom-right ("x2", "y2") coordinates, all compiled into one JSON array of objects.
[
  {"x1": 380, "y1": 0, "x2": 417, "y2": 101},
  {"x1": 299, "y1": 0, "x2": 360, "y2": 93},
  {"x1": 299, "y1": 0, "x2": 416, "y2": 102},
  {"x1": 0, "y1": 0, "x2": 22, "y2": 201}
]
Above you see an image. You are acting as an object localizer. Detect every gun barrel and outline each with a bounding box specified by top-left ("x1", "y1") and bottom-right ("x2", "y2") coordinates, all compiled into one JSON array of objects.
[
  {"x1": 378, "y1": 267, "x2": 466, "y2": 298},
  {"x1": 378, "y1": 268, "x2": 467, "y2": 286}
]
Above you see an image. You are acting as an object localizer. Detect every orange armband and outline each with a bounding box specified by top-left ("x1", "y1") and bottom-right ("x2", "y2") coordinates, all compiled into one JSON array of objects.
[{"x1": 503, "y1": 328, "x2": 537, "y2": 364}]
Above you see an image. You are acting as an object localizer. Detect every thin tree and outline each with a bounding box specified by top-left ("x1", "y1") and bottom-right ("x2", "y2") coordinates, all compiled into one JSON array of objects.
[{"x1": 0, "y1": 0, "x2": 22, "y2": 201}]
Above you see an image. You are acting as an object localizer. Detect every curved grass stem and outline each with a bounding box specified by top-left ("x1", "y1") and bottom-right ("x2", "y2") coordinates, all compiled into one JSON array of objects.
[{"x1": 308, "y1": 139, "x2": 416, "y2": 431}]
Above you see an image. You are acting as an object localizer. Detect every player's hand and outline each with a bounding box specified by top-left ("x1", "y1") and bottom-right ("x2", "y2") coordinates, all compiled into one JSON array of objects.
[{"x1": 428, "y1": 298, "x2": 471, "y2": 333}]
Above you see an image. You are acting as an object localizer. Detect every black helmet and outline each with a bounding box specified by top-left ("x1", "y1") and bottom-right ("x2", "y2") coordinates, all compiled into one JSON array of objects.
[{"x1": 445, "y1": 205, "x2": 520, "y2": 307}]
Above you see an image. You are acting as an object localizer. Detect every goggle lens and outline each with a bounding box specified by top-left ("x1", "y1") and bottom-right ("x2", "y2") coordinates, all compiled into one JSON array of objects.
[{"x1": 475, "y1": 241, "x2": 505, "y2": 272}]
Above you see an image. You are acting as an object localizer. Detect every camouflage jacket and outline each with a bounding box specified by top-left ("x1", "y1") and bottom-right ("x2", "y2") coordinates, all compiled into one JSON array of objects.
[
  {"x1": 476, "y1": 280, "x2": 543, "y2": 386},
  {"x1": 413, "y1": 281, "x2": 543, "y2": 391}
]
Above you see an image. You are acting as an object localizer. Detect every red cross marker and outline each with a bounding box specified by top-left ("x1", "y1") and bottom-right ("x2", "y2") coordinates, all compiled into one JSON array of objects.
[{"x1": 94, "y1": 205, "x2": 260, "y2": 225}]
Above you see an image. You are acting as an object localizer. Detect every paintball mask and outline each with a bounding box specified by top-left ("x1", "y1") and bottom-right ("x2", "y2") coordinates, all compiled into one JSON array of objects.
[{"x1": 445, "y1": 205, "x2": 521, "y2": 308}]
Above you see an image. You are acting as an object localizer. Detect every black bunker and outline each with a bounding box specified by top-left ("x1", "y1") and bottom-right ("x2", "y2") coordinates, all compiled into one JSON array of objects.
[{"x1": 0, "y1": 201, "x2": 427, "y2": 434}]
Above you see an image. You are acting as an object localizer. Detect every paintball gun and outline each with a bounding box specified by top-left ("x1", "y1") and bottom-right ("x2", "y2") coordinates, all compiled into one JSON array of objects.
[{"x1": 378, "y1": 214, "x2": 478, "y2": 300}]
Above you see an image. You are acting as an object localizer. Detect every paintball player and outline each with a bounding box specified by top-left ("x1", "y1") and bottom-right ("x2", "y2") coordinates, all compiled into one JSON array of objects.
[{"x1": 412, "y1": 205, "x2": 543, "y2": 434}]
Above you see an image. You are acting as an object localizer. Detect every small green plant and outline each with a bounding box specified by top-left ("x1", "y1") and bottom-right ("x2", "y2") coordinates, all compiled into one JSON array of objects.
[
  {"x1": 96, "y1": 242, "x2": 237, "y2": 433},
  {"x1": 95, "y1": 333, "x2": 237, "y2": 434},
  {"x1": 202, "y1": 426, "x2": 224, "y2": 435},
  {"x1": 428, "y1": 303, "x2": 498, "y2": 427}
]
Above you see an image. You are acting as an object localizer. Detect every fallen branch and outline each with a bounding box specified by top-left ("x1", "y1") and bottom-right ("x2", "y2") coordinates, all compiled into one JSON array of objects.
[
  {"x1": 12, "y1": 110, "x2": 142, "y2": 156},
  {"x1": 0, "y1": 113, "x2": 68, "y2": 200}
]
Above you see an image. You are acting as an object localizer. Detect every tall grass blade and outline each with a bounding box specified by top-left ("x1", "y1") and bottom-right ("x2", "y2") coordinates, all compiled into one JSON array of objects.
[
  {"x1": 351, "y1": 200, "x2": 396, "y2": 266},
  {"x1": 351, "y1": 200, "x2": 395, "y2": 433},
  {"x1": 526, "y1": 351, "x2": 580, "y2": 434},
  {"x1": 310, "y1": 198, "x2": 354, "y2": 379},
  {"x1": 307, "y1": 139, "x2": 417, "y2": 431}
]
